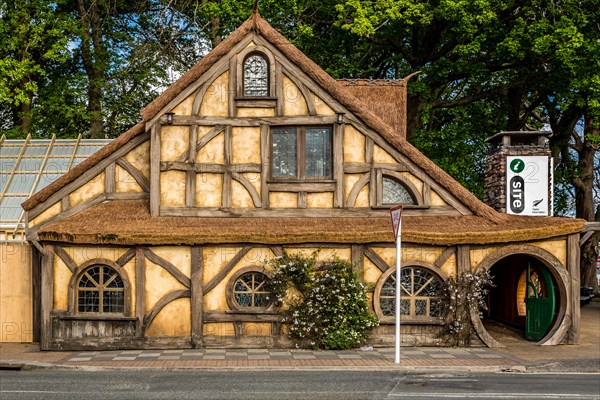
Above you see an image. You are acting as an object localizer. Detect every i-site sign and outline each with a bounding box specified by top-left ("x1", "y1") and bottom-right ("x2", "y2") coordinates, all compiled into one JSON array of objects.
[{"x1": 506, "y1": 156, "x2": 550, "y2": 216}]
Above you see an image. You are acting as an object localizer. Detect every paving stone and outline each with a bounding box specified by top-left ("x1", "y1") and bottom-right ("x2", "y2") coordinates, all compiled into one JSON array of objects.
[
  {"x1": 113, "y1": 356, "x2": 137, "y2": 361},
  {"x1": 203, "y1": 355, "x2": 226, "y2": 360},
  {"x1": 162, "y1": 350, "x2": 184, "y2": 354},
  {"x1": 292, "y1": 354, "x2": 316, "y2": 359},
  {"x1": 137, "y1": 353, "x2": 162, "y2": 357},
  {"x1": 248, "y1": 355, "x2": 270, "y2": 360},
  {"x1": 69, "y1": 357, "x2": 93, "y2": 362},
  {"x1": 430, "y1": 354, "x2": 457, "y2": 359},
  {"x1": 158, "y1": 356, "x2": 181, "y2": 360}
]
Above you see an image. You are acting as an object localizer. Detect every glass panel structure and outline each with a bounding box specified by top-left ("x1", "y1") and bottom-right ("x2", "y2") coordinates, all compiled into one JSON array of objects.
[
  {"x1": 379, "y1": 267, "x2": 444, "y2": 319},
  {"x1": 271, "y1": 128, "x2": 297, "y2": 177},
  {"x1": 0, "y1": 137, "x2": 111, "y2": 232},
  {"x1": 233, "y1": 272, "x2": 271, "y2": 309},
  {"x1": 77, "y1": 265, "x2": 125, "y2": 314},
  {"x1": 305, "y1": 128, "x2": 332, "y2": 178},
  {"x1": 243, "y1": 54, "x2": 268, "y2": 96},
  {"x1": 382, "y1": 177, "x2": 416, "y2": 205}
]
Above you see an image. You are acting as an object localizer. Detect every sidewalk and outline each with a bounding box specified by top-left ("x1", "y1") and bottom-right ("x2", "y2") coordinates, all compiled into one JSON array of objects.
[{"x1": 1, "y1": 302, "x2": 597, "y2": 373}]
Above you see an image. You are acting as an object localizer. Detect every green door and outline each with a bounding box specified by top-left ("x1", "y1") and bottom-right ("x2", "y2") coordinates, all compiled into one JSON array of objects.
[{"x1": 525, "y1": 262, "x2": 555, "y2": 341}]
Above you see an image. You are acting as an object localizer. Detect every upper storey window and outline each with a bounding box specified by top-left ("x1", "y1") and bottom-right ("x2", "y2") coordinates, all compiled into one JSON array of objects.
[
  {"x1": 243, "y1": 53, "x2": 269, "y2": 97},
  {"x1": 382, "y1": 177, "x2": 417, "y2": 205},
  {"x1": 271, "y1": 127, "x2": 332, "y2": 180}
]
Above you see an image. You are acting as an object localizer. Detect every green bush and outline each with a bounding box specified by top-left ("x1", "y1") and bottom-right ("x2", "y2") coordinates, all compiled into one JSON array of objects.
[{"x1": 266, "y1": 251, "x2": 378, "y2": 350}]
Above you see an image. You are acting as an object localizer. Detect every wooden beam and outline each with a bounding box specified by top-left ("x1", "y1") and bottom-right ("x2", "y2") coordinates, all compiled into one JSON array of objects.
[
  {"x1": 297, "y1": 191, "x2": 307, "y2": 208},
  {"x1": 116, "y1": 158, "x2": 150, "y2": 193},
  {"x1": 142, "y1": 247, "x2": 191, "y2": 289},
  {"x1": 228, "y1": 56, "x2": 236, "y2": 118},
  {"x1": 333, "y1": 123, "x2": 344, "y2": 208},
  {"x1": 53, "y1": 245, "x2": 77, "y2": 273},
  {"x1": 364, "y1": 247, "x2": 389, "y2": 272},
  {"x1": 174, "y1": 125, "x2": 226, "y2": 163},
  {"x1": 203, "y1": 247, "x2": 252, "y2": 294},
  {"x1": 267, "y1": 182, "x2": 336, "y2": 193},
  {"x1": 150, "y1": 125, "x2": 161, "y2": 216},
  {"x1": 434, "y1": 246, "x2": 456, "y2": 269},
  {"x1": 231, "y1": 172, "x2": 261, "y2": 207},
  {"x1": 166, "y1": 115, "x2": 337, "y2": 127},
  {"x1": 275, "y1": 62, "x2": 284, "y2": 116},
  {"x1": 351, "y1": 245, "x2": 364, "y2": 279},
  {"x1": 135, "y1": 247, "x2": 145, "y2": 337},
  {"x1": 186, "y1": 124, "x2": 198, "y2": 207},
  {"x1": 567, "y1": 233, "x2": 581, "y2": 344},
  {"x1": 143, "y1": 289, "x2": 190, "y2": 334},
  {"x1": 422, "y1": 182, "x2": 431, "y2": 207},
  {"x1": 104, "y1": 163, "x2": 115, "y2": 194},
  {"x1": 190, "y1": 245, "x2": 203, "y2": 348},
  {"x1": 115, "y1": 248, "x2": 136, "y2": 268},
  {"x1": 222, "y1": 126, "x2": 233, "y2": 208},
  {"x1": 456, "y1": 245, "x2": 471, "y2": 274},
  {"x1": 346, "y1": 173, "x2": 370, "y2": 208},
  {"x1": 260, "y1": 124, "x2": 270, "y2": 209},
  {"x1": 40, "y1": 244, "x2": 54, "y2": 350},
  {"x1": 281, "y1": 66, "x2": 316, "y2": 115}
]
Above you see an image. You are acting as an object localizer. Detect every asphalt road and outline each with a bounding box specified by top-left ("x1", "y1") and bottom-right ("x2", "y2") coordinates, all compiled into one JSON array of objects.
[{"x1": 0, "y1": 370, "x2": 599, "y2": 400}]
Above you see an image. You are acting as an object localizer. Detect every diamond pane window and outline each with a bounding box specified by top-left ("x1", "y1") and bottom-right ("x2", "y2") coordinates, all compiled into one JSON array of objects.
[
  {"x1": 378, "y1": 266, "x2": 444, "y2": 320},
  {"x1": 243, "y1": 54, "x2": 268, "y2": 96},
  {"x1": 382, "y1": 177, "x2": 416, "y2": 205},
  {"x1": 233, "y1": 272, "x2": 271, "y2": 309},
  {"x1": 77, "y1": 265, "x2": 125, "y2": 314}
]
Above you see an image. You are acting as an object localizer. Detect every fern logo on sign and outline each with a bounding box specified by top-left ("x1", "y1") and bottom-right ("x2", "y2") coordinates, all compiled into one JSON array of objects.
[{"x1": 506, "y1": 156, "x2": 549, "y2": 216}]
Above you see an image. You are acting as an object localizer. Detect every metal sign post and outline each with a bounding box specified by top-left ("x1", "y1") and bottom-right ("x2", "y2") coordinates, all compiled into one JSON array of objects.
[{"x1": 389, "y1": 205, "x2": 403, "y2": 364}]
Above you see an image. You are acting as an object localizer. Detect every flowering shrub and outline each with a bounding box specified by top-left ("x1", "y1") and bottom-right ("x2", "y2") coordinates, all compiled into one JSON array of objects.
[
  {"x1": 265, "y1": 251, "x2": 379, "y2": 350},
  {"x1": 439, "y1": 270, "x2": 493, "y2": 346}
]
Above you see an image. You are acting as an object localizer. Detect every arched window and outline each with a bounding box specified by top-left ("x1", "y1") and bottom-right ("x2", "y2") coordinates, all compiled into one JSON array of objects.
[
  {"x1": 375, "y1": 266, "x2": 444, "y2": 321},
  {"x1": 243, "y1": 53, "x2": 269, "y2": 97},
  {"x1": 228, "y1": 269, "x2": 272, "y2": 310},
  {"x1": 77, "y1": 265, "x2": 125, "y2": 314},
  {"x1": 382, "y1": 176, "x2": 417, "y2": 205}
]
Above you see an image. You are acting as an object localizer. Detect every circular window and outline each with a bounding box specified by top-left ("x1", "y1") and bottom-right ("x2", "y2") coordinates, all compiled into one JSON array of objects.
[
  {"x1": 77, "y1": 265, "x2": 125, "y2": 314},
  {"x1": 375, "y1": 265, "x2": 445, "y2": 321},
  {"x1": 229, "y1": 269, "x2": 272, "y2": 310}
]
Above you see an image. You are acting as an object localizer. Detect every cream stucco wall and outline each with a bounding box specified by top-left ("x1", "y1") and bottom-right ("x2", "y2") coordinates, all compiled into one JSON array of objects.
[
  {"x1": 232, "y1": 127, "x2": 261, "y2": 164},
  {"x1": 282, "y1": 76, "x2": 308, "y2": 116},
  {"x1": 115, "y1": 165, "x2": 143, "y2": 193},
  {"x1": 0, "y1": 243, "x2": 33, "y2": 342},
  {"x1": 161, "y1": 171, "x2": 186, "y2": 207},
  {"x1": 29, "y1": 201, "x2": 61, "y2": 227},
  {"x1": 343, "y1": 126, "x2": 365, "y2": 163},
  {"x1": 201, "y1": 72, "x2": 228, "y2": 117},
  {"x1": 123, "y1": 141, "x2": 151, "y2": 180},
  {"x1": 69, "y1": 172, "x2": 105, "y2": 207}
]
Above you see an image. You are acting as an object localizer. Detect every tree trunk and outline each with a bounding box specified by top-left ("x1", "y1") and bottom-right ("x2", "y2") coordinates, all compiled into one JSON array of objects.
[
  {"x1": 576, "y1": 116, "x2": 599, "y2": 290},
  {"x1": 77, "y1": 0, "x2": 105, "y2": 138}
]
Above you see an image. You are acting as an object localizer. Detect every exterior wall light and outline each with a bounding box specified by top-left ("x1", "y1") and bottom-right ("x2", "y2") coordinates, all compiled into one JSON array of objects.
[
  {"x1": 336, "y1": 112, "x2": 345, "y2": 124},
  {"x1": 165, "y1": 112, "x2": 175, "y2": 125}
]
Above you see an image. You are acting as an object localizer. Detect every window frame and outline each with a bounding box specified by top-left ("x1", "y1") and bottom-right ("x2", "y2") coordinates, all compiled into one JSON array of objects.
[
  {"x1": 68, "y1": 259, "x2": 131, "y2": 317},
  {"x1": 242, "y1": 52, "x2": 270, "y2": 98},
  {"x1": 373, "y1": 262, "x2": 446, "y2": 324},
  {"x1": 269, "y1": 125, "x2": 334, "y2": 182},
  {"x1": 226, "y1": 266, "x2": 274, "y2": 313},
  {"x1": 374, "y1": 169, "x2": 422, "y2": 208}
]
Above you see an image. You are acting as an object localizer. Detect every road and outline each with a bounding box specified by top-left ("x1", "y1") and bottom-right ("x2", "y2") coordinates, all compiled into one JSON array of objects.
[{"x1": 0, "y1": 370, "x2": 599, "y2": 399}]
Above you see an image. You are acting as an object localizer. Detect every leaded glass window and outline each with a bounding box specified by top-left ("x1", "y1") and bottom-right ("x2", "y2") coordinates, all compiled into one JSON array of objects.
[
  {"x1": 233, "y1": 272, "x2": 271, "y2": 309},
  {"x1": 272, "y1": 128, "x2": 297, "y2": 177},
  {"x1": 305, "y1": 128, "x2": 332, "y2": 177},
  {"x1": 243, "y1": 54, "x2": 269, "y2": 96},
  {"x1": 271, "y1": 126, "x2": 332, "y2": 180},
  {"x1": 378, "y1": 267, "x2": 444, "y2": 320},
  {"x1": 382, "y1": 177, "x2": 416, "y2": 205},
  {"x1": 77, "y1": 265, "x2": 124, "y2": 314}
]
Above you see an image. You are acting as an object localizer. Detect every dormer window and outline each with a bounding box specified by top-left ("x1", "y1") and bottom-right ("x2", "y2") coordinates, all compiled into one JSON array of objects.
[{"x1": 243, "y1": 53, "x2": 269, "y2": 97}]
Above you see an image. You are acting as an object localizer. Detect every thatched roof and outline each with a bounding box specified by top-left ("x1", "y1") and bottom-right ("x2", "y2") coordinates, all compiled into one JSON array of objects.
[
  {"x1": 23, "y1": 13, "x2": 513, "y2": 224},
  {"x1": 337, "y1": 79, "x2": 406, "y2": 140},
  {"x1": 36, "y1": 200, "x2": 584, "y2": 246}
]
